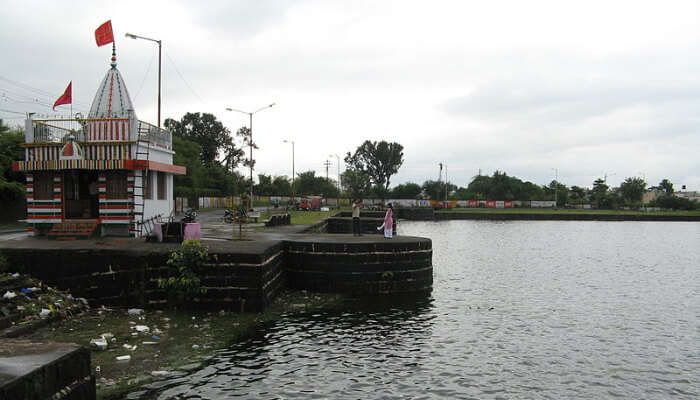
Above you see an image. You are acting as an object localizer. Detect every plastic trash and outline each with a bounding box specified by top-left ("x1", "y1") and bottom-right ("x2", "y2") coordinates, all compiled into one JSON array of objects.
[
  {"x1": 116, "y1": 355, "x2": 131, "y2": 361},
  {"x1": 151, "y1": 370, "x2": 169, "y2": 377},
  {"x1": 128, "y1": 308, "x2": 144, "y2": 315},
  {"x1": 192, "y1": 344, "x2": 200, "y2": 349},
  {"x1": 90, "y1": 338, "x2": 108, "y2": 350},
  {"x1": 151, "y1": 335, "x2": 160, "y2": 340},
  {"x1": 11, "y1": 273, "x2": 20, "y2": 278},
  {"x1": 122, "y1": 344, "x2": 138, "y2": 351},
  {"x1": 134, "y1": 325, "x2": 149, "y2": 332},
  {"x1": 101, "y1": 332, "x2": 114, "y2": 340},
  {"x1": 39, "y1": 308, "x2": 50, "y2": 317},
  {"x1": 142, "y1": 341, "x2": 158, "y2": 345},
  {"x1": 2, "y1": 291, "x2": 16, "y2": 299}
]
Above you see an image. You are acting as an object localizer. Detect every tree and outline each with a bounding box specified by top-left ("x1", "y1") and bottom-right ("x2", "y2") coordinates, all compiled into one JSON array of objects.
[
  {"x1": 165, "y1": 113, "x2": 235, "y2": 166},
  {"x1": 341, "y1": 169, "x2": 371, "y2": 200},
  {"x1": 569, "y1": 185, "x2": 588, "y2": 205},
  {"x1": 591, "y1": 178, "x2": 609, "y2": 208},
  {"x1": 345, "y1": 140, "x2": 404, "y2": 192},
  {"x1": 547, "y1": 180, "x2": 569, "y2": 207},
  {"x1": 236, "y1": 126, "x2": 257, "y2": 172},
  {"x1": 619, "y1": 177, "x2": 646, "y2": 205},
  {"x1": 391, "y1": 182, "x2": 422, "y2": 199},
  {"x1": 272, "y1": 175, "x2": 292, "y2": 196},
  {"x1": 0, "y1": 120, "x2": 25, "y2": 200},
  {"x1": 658, "y1": 179, "x2": 674, "y2": 195}
]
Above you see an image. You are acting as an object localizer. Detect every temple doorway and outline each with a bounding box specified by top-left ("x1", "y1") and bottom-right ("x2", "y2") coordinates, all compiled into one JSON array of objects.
[{"x1": 63, "y1": 170, "x2": 99, "y2": 219}]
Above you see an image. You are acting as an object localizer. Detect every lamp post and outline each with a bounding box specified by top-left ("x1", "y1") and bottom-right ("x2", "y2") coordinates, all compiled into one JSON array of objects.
[
  {"x1": 125, "y1": 33, "x2": 161, "y2": 128},
  {"x1": 283, "y1": 139, "x2": 295, "y2": 201},
  {"x1": 329, "y1": 154, "x2": 340, "y2": 207},
  {"x1": 551, "y1": 168, "x2": 558, "y2": 208},
  {"x1": 226, "y1": 103, "x2": 276, "y2": 208}
]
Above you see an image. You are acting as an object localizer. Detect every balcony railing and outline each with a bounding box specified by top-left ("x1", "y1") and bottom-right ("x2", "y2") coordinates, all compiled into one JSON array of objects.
[
  {"x1": 137, "y1": 120, "x2": 172, "y2": 151},
  {"x1": 28, "y1": 118, "x2": 172, "y2": 150},
  {"x1": 31, "y1": 119, "x2": 87, "y2": 144}
]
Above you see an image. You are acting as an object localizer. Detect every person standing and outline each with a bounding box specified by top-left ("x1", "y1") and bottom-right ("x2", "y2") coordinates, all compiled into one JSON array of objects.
[
  {"x1": 352, "y1": 199, "x2": 362, "y2": 236},
  {"x1": 378, "y1": 203, "x2": 394, "y2": 238}
]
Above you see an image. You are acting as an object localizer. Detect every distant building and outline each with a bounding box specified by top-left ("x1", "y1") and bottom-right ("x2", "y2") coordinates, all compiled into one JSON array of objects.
[
  {"x1": 642, "y1": 189, "x2": 664, "y2": 204},
  {"x1": 674, "y1": 191, "x2": 700, "y2": 202},
  {"x1": 12, "y1": 51, "x2": 185, "y2": 237}
]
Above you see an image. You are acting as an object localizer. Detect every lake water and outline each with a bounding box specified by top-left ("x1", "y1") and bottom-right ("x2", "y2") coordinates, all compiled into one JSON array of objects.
[{"x1": 136, "y1": 221, "x2": 700, "y2": 399}]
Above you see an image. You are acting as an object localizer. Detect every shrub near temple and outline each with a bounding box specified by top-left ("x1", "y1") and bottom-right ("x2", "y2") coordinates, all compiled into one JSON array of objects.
[{"x1": 158, "y1": 240, "x2": 208, "y2": 306}]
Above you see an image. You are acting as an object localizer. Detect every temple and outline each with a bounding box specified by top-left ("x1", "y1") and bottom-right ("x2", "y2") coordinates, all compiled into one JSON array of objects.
[{"x1": 12, "y1": 49, "x2": 186, "y2": 238}]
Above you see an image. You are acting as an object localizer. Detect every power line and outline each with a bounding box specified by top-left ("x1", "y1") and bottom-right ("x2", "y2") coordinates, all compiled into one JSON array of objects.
[
  {"x1": 133, "y1": 52, "x2": 155, "y2": 101},
  {"x1": 165, "y1": 52, "x2": 207, "y2": 105}
]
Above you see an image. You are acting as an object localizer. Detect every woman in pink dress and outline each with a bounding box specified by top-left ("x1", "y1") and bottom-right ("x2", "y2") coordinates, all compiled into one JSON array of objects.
[{"x1": 378, "y1": 203, "x2": 393, "y2": 238}]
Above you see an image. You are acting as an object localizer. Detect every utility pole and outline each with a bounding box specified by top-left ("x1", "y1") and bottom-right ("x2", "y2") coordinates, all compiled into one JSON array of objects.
[
  {"x1": 324, "y1": 159, "x2": 331, "y2": 181},
  {"x1": 552, "y1": 168, "x2": 558, "y2": 208}
]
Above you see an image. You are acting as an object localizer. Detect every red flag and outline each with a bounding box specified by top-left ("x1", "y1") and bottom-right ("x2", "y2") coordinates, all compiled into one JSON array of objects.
[
  {"x1": 95, "y1": 20, "x2": 114, "y2": 47},
  {"x1": 53, "y1": 82, "x2": 72, "y2": 110}
]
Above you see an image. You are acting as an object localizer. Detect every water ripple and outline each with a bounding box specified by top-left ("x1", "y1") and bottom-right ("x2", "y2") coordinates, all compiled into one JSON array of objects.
[{"x1": 136, "y1": 221, "x2": 700, "y2": 399}]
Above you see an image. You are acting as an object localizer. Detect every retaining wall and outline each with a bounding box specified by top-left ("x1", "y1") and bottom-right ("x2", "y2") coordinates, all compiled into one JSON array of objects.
[
  {"x1": 286, "y1": 237, "x2": 433, "y2": 295},
  {"x1": 0, "y1": 340, "x2": 95, "y2": 400}
]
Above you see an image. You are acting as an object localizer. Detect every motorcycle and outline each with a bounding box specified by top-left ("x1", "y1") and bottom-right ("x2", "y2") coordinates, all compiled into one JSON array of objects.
[
  {"x1": 182, "y1": 208, "x2": 197, "y2": 223},
  {"x1": 223, "y1": 209, "x2": 234, "y2": 223}
]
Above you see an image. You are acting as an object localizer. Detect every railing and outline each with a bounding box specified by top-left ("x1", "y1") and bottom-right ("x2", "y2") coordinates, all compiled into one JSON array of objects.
[
  {"x1": 28, "y1": 118, "x2": 172, "y2": 150},
  {"x1": 31, "y1": 119, "x2": 87, "y2": 144},
  {"x1": 137, "y1": 120, "x2": 172, "y2": 150}
]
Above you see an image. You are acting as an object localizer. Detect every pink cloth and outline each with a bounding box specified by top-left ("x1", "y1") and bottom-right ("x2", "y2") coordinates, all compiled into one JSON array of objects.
[
  {"x1": 183, "y1": 223, "x2": 201, "y2": 240},
  {"x1": 384, "y1": 208, "x2": 393, "y2": 228},
  {"x1": 154, "y1": 223, "x2": 163, "y2": 242}
]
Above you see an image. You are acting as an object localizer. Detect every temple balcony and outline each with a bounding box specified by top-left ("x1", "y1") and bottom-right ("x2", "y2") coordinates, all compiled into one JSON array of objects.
[{"x1": 25, "y1": 117, "x2": 172, "y2": 151}]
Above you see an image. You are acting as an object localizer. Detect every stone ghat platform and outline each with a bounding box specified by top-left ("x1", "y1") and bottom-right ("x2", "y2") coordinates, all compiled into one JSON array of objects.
[
  {"x1": 0, "y1": 234, "x2": 432, "y2": 312},
  {"x1": 0, "y1": 340, "x2": 94, "y2": 400}
]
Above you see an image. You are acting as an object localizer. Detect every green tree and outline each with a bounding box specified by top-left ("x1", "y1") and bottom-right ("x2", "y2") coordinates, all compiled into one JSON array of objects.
[
  {"x1": 619, "y1": 177, "x2": 646, "y2": 205},
  {"x1": 0, "y1": 120, "x2": 25, "y2": 200},
  {"x1": 569, "y1": 185, "x2": 588, "y2": 205},
  {"x1": 341, "y1": 169, "x2": 371, "y2": 200},
  {"x1": 547, "y1": 180, "x2": 569, "y2": 207},
  {"x1": 165, "y1": 113, "x2": 235, "y2": 166},
  {"x1": 591, "y1": 178, "x2": 609, "y2": 208},
  {"x1": 254, "y1": 174, "x2": 275, "y2": 196},
  {"x1": 272, "y1": 175, "x2": 292, "y2": 196},
  {"x1": 344, "y1": 140, "x2": 404, "y2": 192},
  {"x1": 391, "y1": 182, "x2": 422, "y2": 199},
  {"x1": 658, "y1": 179, "x2": 674, "y2": 195}
]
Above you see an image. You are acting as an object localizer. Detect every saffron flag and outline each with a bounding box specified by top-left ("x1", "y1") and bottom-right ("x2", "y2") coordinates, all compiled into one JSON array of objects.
[
  {"x1": 53, "y1": 81, "x2": 72, "y2": 110},
  {"x1": 95, "y1": 20, "x2": 114, "y2": 47}
]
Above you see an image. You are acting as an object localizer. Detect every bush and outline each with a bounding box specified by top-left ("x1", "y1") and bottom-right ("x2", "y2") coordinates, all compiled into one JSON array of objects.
[{"x1": 158, "y1": 240, "x2": 208, "y2": 306}]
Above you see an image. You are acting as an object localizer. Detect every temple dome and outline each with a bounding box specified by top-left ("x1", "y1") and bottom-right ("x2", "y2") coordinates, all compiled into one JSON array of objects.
[{"x1": 88, "y1": 63, "x2": 136, "y2": 119}]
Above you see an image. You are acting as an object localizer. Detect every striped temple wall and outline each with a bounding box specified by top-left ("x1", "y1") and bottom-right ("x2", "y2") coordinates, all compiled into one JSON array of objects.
[
  {"x1": 98, "y1": 173, "x2": 134, "y2": 225},
  {"x1": 25, "y1": 173, "x2": 63, "y2": 226},
  {"x1": 25, "y1": 143, "x2": 134, "y2": 162}
]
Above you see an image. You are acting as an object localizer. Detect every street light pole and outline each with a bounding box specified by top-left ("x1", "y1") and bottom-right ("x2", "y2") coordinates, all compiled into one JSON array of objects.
[
  {"x1": 284, "y1": 139, "x2": 295, "y2": 200},
  {"x1": 551, "y1": 168, "x2": 558, "y2": 208},
  {"x1": 226, "y1": 103, "x2": 276, "y2": 209},
  {"x1": 125, "y1": 33, "x2": 161, "y2": 127},
  {"x1": 329, "y1": 154, "x2": 340, "y2": 207}
]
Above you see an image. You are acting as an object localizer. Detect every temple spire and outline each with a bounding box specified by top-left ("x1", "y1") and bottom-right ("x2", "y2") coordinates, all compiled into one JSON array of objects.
[{"x1": 110, "y1": 41, "x2": 117, "y2": 68}]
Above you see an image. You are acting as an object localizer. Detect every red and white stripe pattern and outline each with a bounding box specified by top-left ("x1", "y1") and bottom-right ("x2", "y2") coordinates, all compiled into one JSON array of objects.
[
  {"x1": 86, "y1": 119, "x2": 131, "y2": 141},
  {"x1": 26, "y1": 173, "x2": 63, "y2": 224},
  {"x1": 98, "y1": 173, "x2": 133, "y2": 224}
]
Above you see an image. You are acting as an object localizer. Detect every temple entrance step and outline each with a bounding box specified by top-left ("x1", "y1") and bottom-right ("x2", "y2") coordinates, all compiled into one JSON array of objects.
[{"x1": 47, "y1": 222, "x2": 99, "y2": 240}]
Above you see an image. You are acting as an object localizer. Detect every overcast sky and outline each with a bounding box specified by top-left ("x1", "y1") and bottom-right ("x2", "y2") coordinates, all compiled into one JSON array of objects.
[{"x1": 1, "y1": 0, "x2": 699, "y2": 190}]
